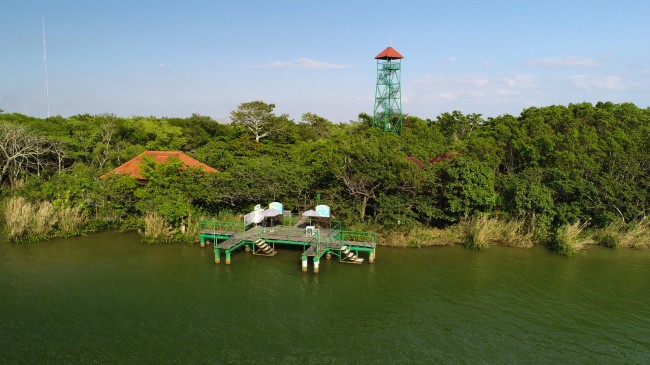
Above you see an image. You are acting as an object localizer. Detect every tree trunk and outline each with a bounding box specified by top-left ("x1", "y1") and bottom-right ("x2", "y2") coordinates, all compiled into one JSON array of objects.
[{"x1": 359, "y1": 195, "x2": 368, "y2": 222}]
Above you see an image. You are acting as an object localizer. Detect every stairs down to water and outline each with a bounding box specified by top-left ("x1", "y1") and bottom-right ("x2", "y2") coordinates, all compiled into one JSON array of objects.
[
  {"x1": 254, "y1": 239, "x2": 277, "y2": 256},
  {"x1": 341, "y1": 246, "x2": 364, "y2": 264}
]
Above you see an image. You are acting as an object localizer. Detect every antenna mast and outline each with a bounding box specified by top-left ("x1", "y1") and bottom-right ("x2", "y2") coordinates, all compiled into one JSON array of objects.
[{"x1": 42, "y1": 17, "x2": 50, "y2": 118}]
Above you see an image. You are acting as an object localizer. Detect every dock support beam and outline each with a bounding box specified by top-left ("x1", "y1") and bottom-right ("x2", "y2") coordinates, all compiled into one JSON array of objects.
[
  {"x1": 214, "y1": 249, "x2": 220, "y2": 264},
  {"x1": 301, "y1": 255, "x2": 308, "y2": 272},
  {"x1": 225, "y1": 250, "x2": 231, "y2": 265},
  {"x1": 200, "y1": 237, "x2": 206, "y2": 248},
  {"x1": 369, "y1": 249, "x2": 376, "y2": 263},
  {"x1": 313, "y1": 257, "x2": 320, "y2": 274}
]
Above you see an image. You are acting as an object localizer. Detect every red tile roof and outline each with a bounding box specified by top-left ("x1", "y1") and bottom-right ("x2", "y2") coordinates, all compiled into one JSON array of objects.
[
  {"x1": 100, "y1": 151, "x2": 218, "y2": 179},
  {"x1": 428, "y1": 151, "x2": 458, "y2": 164},
  {"x1": 405, "y1": 156, "x2": 424, "y2": 168},
  {"x1": 375, "y1": 47, "x2": 404, "y2": 60},
  {"x1": 406, "y1": 152, "x2": 458, "y2": 169}
]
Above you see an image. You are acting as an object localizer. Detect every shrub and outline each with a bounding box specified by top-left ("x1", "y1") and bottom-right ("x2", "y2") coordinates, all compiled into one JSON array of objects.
[
  {"x1": 597, "y1": 233, "x2": 620, "y2": 248},
  {"x1": 176, "y1": 214, "x2": 205, "y2": 245}
]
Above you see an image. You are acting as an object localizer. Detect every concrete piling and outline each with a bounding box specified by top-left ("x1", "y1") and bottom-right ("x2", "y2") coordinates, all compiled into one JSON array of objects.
[
  {"x1": 313, "y1": 257, "x2": 320, "y2": 274},
  {"x1": 301, "y1": 255, "x2": 308, "y2": 272}
]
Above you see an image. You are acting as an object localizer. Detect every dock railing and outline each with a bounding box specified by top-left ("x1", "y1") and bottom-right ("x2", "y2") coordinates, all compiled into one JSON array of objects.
[
  {"x1": 200, "y1": 220, "x2": 245, "y2": 235},
  {"x1": 333, "y1": 230, "x2": 377, "y2": 248}
]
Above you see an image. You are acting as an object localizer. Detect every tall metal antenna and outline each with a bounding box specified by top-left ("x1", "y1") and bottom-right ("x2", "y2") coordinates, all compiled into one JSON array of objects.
[{"x1": 42, "y1": 17, "x2": 50, "y2": 118}]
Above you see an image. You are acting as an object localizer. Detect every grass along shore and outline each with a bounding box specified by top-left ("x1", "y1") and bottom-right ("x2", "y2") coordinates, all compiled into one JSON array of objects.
[
  {"x1": 3, "y1": 196, "x2": 648, "y2": 256},
  {"x1": 375, "y1": 216, "x2": 650, "y2": 256},
  {"x1": 3, "y1": 196, "x2": 86, "y2": 242}
]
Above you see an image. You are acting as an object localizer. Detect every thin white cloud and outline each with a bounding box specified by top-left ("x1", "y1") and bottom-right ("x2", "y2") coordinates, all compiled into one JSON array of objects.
[
  {"x1": 246, "y1": 58, "x2": 354, "y2": 70},
  {"x1": 404, "y1": 71, "x2": 645, "y2": 111},
  {"x1": 567, "y1": 75, "x2": 625, "y2": 91},
  {"x1": 432, "y1": 56, "x2": 458, "y2": 69},
  {"x1": 527, "y1": 56, "x2": 599, "y2": 68},
  {"x1": 159, "y1": 63, "x2": 167, "y2": 69},
  {"x1": 408, "y1": 73, "x2": 539, "y2": 102},
  {"x1": 343, "y1": 95, "x2": 374, "y2": 103}
]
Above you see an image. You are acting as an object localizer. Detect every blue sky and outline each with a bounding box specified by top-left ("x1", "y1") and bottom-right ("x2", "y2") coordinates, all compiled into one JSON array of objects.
[{"x1": 1, "y1": 0, "x2": 649, "y2": 122}]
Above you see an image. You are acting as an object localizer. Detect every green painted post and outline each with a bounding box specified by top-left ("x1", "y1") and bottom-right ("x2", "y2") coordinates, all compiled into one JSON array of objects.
[
  {"x1": 214, "y1": 248, "x2": 221, "y2": 264},
  {"x1": 225, "y1": 250, "x2": 231, "y2": 265}
]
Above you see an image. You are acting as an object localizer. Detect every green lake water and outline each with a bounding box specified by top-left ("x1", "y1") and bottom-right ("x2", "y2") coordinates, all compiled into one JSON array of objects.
[{"x1": 0, "y1": 231, "x2": 648, "y2": 364}]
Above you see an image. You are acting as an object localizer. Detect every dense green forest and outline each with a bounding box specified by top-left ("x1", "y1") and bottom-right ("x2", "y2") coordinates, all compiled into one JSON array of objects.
[{"x1": 0, "y1": 101, "x2": 648, "y2": 254}]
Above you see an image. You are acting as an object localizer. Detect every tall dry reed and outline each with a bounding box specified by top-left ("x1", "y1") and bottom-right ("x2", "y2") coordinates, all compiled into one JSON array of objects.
[
  {"x1": 595, "y1": 218, "x2": 650, "y2": 249},
  {"x1": 379, "y1": 225, "x2": 462, "y2": 248},
  {"x1": 141, "y1": 212, "x2": 173, "y2": 244},
  {"x1": 4, "y1": 198, "x2": 64, "y2": 241},
  {"x1": 56, "y1": 206, "x2": 87, "y2": 235},
  {"x1": 463, "y1": 217, "x2": 534, "y2": 251},
  {"x1": 550, "y1": 221, "x2": 593, "y2": 256},
  {"x1": 32, "y1": 201, "x2": 57, "y2": 237},
  {"x1": 4, "y1": 196, "x2": 33, "y2": 238},
  {"x1": 619, "y1": 218, "x2": 650, "y2": 249}
]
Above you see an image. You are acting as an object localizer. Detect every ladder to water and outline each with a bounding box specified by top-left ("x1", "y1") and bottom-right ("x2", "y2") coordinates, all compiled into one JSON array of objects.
[
  {"x1": 341, "y1": 245, "x2": 364, "y2": 264},
  {"x1": 254, "y1": 239, "x2": 277, "y2": 256}
]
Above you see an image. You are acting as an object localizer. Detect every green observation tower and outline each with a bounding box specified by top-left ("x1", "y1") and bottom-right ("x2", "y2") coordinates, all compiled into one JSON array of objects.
[{"x1": 373, "y1": 46, "x2": 404, "y2": 133}]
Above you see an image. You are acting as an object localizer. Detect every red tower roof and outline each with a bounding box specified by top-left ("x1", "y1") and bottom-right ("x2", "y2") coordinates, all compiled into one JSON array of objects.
[{"x1": 375, "y1": 47, "x2": 404, "y2": 60}]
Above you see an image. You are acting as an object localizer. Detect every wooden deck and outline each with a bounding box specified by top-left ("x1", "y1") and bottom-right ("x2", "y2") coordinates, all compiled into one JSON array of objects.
[
  {"x1": 201, "y1": 221, "x2": 376, "y2": 271},
  {"x1": 216, "y1": 234, "x2": 244, "y2": 249}
]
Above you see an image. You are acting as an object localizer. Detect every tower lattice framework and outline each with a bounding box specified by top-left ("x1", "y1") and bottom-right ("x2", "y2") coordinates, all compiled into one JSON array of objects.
[{"x1": 373, "y1": 47, "x2": 404, "y2": 133}]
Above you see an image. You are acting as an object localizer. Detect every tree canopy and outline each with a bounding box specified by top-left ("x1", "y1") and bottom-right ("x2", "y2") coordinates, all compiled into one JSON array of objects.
[{"x1": 1, "y1": 101, "x2": 648, "y2": 240}]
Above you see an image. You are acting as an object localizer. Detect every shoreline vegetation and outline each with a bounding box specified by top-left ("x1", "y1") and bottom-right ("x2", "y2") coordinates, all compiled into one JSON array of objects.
[
  {"x1": 375, "y1": 216, "x2": 650, "y2": 253},
  {"x1": 0, "y1": 101, "x2": 648, "y2": 256},
  {"x1": 3, "y1": 194, "x2": 648, "y2": 255}
]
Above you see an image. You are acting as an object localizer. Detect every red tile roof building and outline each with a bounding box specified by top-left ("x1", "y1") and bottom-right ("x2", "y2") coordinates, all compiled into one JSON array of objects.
[{"x1": 100, "y1": 151, "x2": 218, "y2": 180}]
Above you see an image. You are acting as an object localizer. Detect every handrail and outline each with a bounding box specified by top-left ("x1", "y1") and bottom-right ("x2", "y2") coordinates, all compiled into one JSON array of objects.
[
  {"x1": 200, "y1": 220, "x2": 245, "y2": 237},
  {"x1": 336, "y1": 230, "x2": 376, "y2": 246}
]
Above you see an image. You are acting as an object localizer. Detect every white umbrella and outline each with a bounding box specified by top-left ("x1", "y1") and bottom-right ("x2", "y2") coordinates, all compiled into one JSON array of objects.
[
  {"x1": 301, "y1": 210, "x2": 322, "y2": 217},
  {"x1": 262, "y1": 208, "x2": 282, "y2": 217}
]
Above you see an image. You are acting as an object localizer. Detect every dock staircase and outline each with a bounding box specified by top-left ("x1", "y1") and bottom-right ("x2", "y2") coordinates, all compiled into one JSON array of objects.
[
  {"x1": 253, "y1": 239, "x2": 277, "y2": 256},
  {"x1": 340, "y1": 245, "x2": 364, "y2": 264}
]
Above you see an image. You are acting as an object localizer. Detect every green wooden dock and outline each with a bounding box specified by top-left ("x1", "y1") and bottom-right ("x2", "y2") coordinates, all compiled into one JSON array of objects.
[{"x1": 199, "y1": 220, "x2": 376, "y2": 273}]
